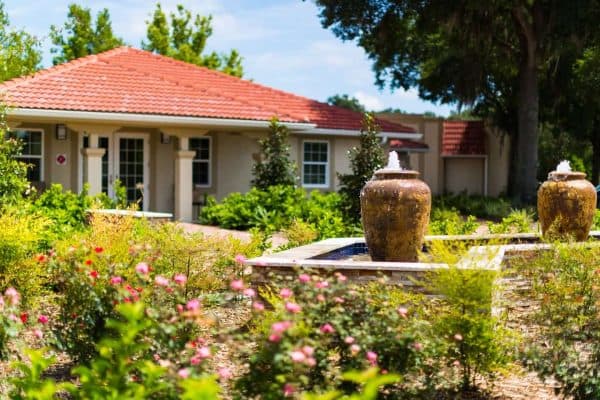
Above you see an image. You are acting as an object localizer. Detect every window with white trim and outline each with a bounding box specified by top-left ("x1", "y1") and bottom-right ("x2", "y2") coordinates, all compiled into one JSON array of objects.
[
  {"x1": 302, "y1": 141, "x2": 329, "y2": 187},
  {"x1": 6, "y1": 129, "x2": 43, "y2": 181},
  {"x1": 190, "y1": 137, "x2": 211, "y2": 187}
]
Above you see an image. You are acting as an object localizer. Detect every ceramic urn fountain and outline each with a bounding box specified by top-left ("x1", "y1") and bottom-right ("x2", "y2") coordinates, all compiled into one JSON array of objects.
[
  {"x1": 360, "y1": 152, "x2": 431, "y2": 262},
  {"x1": 537, "y1": 160, "x2": 597, "y2": 241}
]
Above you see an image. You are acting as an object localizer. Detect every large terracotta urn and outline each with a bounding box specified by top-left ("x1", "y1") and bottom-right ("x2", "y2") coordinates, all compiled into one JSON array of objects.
[
  {"x1": 537, "y1": 164, "x2": 596, "y2": 241},
  {"x1": 360, "y1": 165, "x2": 431, "y2": 262}
]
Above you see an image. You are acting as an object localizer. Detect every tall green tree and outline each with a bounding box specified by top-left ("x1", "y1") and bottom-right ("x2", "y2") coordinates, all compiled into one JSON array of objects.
[
  {"x1": 313, "y1": 0, "x2": 600, "y2": 203},
  {"x1": 252, "y1": 117, "x2": 297, "y2": 190},
  {"x1": 327, "y1": 94, "x2": 366, "y2": 112},
  {"x1": 142, "y1": 3, "x2": 243, "y2": 77},
  {"x1": 0, "y1": 2, "x2": 41, "y2": 82},
  {"x1": 338, "y1": 113, "x2": 384, "y2": 222},
  {"x1": 50, "y1": 4, "x2": 124, "y2": 64}
]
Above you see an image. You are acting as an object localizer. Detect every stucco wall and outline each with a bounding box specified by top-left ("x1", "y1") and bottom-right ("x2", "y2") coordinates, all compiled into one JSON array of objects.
[
  {"x1": 215, "y1": 132, "x2": 258, "y2": 200},
  {"x1": 444, "y1": 157, "x2": 485, "y2": 195}
]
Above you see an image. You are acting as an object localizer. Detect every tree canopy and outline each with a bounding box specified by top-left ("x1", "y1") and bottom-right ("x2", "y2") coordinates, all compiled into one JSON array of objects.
[
  {"x1": 313, "y1": 0, "x2": 600, "y2": 203},
  {"x1": 50, "y1": 4, "x2": 123, "y2": 65},
  {"x1": 142, "y1": 3, "x2": 243, "y2": 77},
  {"x1": 0, "y1": 2, "x2": 41, "y2": 82},
  {"x1": 327, "y1": 94, "x2": 366, "y2": 112}
]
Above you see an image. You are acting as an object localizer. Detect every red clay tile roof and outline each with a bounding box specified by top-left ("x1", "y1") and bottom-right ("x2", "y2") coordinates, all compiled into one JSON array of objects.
[
  {"x1": 389, "y1": 139, "x2": 429, "y2": 151},
  {"x1": 442, "y1": 121, "x2": 486, "y2": 155},
  {"x1": 0, "y1": 46, "x2": 414, "y2": 133}
]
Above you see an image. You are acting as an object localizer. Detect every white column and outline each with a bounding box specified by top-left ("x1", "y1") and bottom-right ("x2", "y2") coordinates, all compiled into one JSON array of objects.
[
  {"x1": 174, "y1": 149, "x2": 195, "y2": 221},
  {"x1": 81, "y1": 147, "x2": 105, "y2": 195}
]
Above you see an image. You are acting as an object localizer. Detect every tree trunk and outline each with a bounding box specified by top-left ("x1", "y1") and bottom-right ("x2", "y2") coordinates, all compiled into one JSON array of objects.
[
  {"x1": 514, "y1": 51, "x2": 540, "y2": 204},
  {"x1": 592, "y1": 125, "x2": 600, "y2": 185}
]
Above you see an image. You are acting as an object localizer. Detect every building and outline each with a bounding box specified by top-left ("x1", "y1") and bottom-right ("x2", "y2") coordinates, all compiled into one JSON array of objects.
[{"x1": 0, "y1": 46, "x2": 420, "y2": 221}]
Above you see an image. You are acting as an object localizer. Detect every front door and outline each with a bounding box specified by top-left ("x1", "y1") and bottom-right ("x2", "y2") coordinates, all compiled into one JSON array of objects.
[{"x1": 112, "y1": 133, "x2": 149, "y2": 210}]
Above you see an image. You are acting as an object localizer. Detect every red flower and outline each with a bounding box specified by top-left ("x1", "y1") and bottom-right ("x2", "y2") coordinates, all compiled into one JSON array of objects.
[
  {"x1": 94, "y1": 246, "x2": 103, "y2": 254},
  {"x1": 36, "y1": 254, "x2": 48, "y2": 263},
  {"x1": 20, "y1": 313, "x2": 28, "y2": 323},
  {"x1": 89, "y1": 270, "x2": 99, "y2": 279},
  {"x1": 85, "y1": 259, "x2": 93, "y2": 266}
]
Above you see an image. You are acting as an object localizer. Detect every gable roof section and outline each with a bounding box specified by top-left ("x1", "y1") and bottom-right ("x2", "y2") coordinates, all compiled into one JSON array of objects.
[
  {"x1": 0, "y1": 46, "x2": 414, "y2": 134},
  {"x1": 442, "y1": 121, "x2": 486, "y2": 155},
  {"x1": 389, "y1": 139, "x2": 429, "y2": 152}
]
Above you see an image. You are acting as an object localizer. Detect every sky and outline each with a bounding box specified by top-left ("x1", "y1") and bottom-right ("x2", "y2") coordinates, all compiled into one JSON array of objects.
[{"x1": 4, "y1": 0, "x2": 454, "y2": 116}]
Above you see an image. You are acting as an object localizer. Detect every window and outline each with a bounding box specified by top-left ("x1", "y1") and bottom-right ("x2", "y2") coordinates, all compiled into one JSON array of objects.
[
  {"x1": 302, "y1": 141, "x2": 329, "y2": 187},
  {"x1": 190, "y1": 137, "x2": 211, "y2": 187},
  {"x1": 6, "y1": 129, "x2": 43, "y2": 181},
  {"x1": 82, "y1": 136, "x2": 110, "y2": 193}
]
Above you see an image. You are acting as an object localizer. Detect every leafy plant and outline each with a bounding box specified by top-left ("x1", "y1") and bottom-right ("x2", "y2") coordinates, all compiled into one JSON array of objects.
[
  {"x1": 428, "y1": 208, "x2": 478, "y2": 235},
  {"x1": 487, "y1": 209, "x2": 533, "y2": 234},
  {"x1": 0, "y1": 136, "x2": 30, "y2": 206},
  {"x1": 337, "y1": 113, "x2": 384, "y2": 222},
  {"x1": 252, "y1": 117, "x2": 297, "y2": 190}
]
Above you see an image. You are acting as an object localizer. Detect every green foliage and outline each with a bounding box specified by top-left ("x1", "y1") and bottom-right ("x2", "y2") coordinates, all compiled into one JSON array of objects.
[
  {"x1": 0, "y1": 136, "x2": 29, "y2": 206},
  {"x1": 433, "y1": 194, "x2": 513, "y2": 220},
  {"x1": 0, "y1": 208, "x2": 49, "y2": 303},
  {"x1": 303, "y1": 369, "x2": 401, "y2": 400},
  {"x1": 517, "y1": 245, "x2": 600, "y2": 399},
  {"x1": 428, "y1": 208, "x2": 478, "y2": 236},
  {"x1": 200, "y1": 185, "x2": 355, "y2": 238},
  {"x1": 252, "y1": 117, "x2": 297, "y2": 190},
  {"x1": 592, "y1": 209, "x2": 600, "y2": 230},
  {"x1": 326, "y1": 94, "x2": 366, "y2": 112},
  {"x1": 281, "y1": 219, "x2": 319, "y2": 248},
  {"x1": 50, "y1": 4, "x2": 124, "y2": 64},
  {"x1": 338, "y1": 113, "x2": 385, "y2": 222},
  {"x1": 429, "y1": 267, "x2": 515, "y2": 390},
  {"x1": 143, "y1": 3, "x2": 243, "y2": 77},
  {"x1": 0, "y1": 287, "x2": 25, "y2": 360},
  {"x1": 9, "y1": 349, "x2": 71, "y2": 399},
  {"x1": 487, "y1": 209, "x2": 533, "y2": 234},
  {"x1": 537, "y1": 124, "x2": 592, "y2": 183},
  {"x1": 0, "y1": 2, "x2": 41, "y2": 82}
]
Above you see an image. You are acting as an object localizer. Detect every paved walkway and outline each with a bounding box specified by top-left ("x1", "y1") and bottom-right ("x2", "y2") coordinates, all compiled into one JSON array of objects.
[{"x1": 177, "y1": 223, "x2": 289, "y2": 248}]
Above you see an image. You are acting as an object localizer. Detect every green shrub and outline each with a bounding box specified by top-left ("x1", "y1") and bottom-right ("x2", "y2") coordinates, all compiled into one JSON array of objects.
[
  {"x1": 487, "y1": 209, "x2": 533, "y2": 234},
  {"x1": 518, "y1": 245, "x2": 600, "y2": 399},
  {"x1": 433, "y1": 194, "x2": 513, "y2": 220},
  {"x1": 428, "y1": 208, "x2": 478, "y2": 235},
  {"x1": 281, "y1": 219, "x2": 319, "y2": 248},
  {"x1": 0, "y1": 137, "x2": 29, "y2": 206},
  {"x1": 200, "y1": 185, "x2": 356, "y2": 239},
  {"x1": 252, "y1": 117, "x2": 297, "y2": 190}
]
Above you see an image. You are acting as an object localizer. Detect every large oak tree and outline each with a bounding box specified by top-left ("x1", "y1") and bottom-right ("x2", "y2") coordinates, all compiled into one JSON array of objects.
[{"x1": 313, "y1": 0, "x2": 600, "y2": 202}]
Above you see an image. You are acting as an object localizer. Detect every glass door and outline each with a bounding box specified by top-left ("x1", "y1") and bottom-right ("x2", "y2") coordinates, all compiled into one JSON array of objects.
[{"x1": 113, "y1": 134, "x2": 149, "y2": 211}]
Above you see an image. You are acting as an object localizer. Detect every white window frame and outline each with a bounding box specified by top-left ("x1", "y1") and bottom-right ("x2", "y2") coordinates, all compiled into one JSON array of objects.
[
  {"x1": 302, "y1": 140, "x2": 330, "y2": 189},
  {"x1": 8, "y1": 128, "x2": 44, "y2": 181},
  {"x1": 190, "y1": 136, "x2": 212, "y2": 188}
]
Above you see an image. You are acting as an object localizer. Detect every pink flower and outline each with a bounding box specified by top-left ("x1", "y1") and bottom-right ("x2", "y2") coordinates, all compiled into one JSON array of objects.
[
  {"x1": 366, "y1": 351, "x2": 378, "y2": 366},
  {"x1": 190, "y1": 355, "x2": 201, "y2": 365},
  {"x1": 452, "y1": 360, "x2": 461, "y2": 367},
  {"x1": 252, "y1": 301, "x2": 265, "y2": 311},
  {"x1": 234, "y1": 254, "x2": 246, "y2": 264},
  {"x1": 243, "y1": 288, "x2": 256, "y2": 297},
  {"x1": 454, "y1": 333, "x2": 463, "y2": 341},
  {"x1": 350, "y1": 344, "x2": 360, "y2": 355},
  {"x1": 230, "y1": 279, "x2": 244, "y2": 291},
  {"x1": 197, "y1": 346, "x2": 211, "y2": 359},
  {"x1": 320, "y1": 323, "x2": 335, "y2": 334},
  {"x1": 336, "y1": 273, "x2": 347, "y2": 282},
  {"x1": 135, "y1": 262, "x2": 149, "y2": 275},
  {"x1": 316, "y1": 294, "x2": 326, "y2": 302},
  {"x1": 412, "y1": 342, "x2": 424, "y2": 352},
  {"x1": 269, "y1": 334, "x2": 282, "y2": 342},
  {"x1": 178, "y1": 368, "x2": 190, "y2": 379},
  {"x1": 315, "y1": 280, "x2": 329, "y2": 289},
  {"x1": 271, "y1": 321, "x2": 292, "y2": 334},
  {"x1": 280, "y1": 288, "x2": 293, "y2": 298},
  {"x1": 110, "y1": 276, "x2": 122, "y2": 285},
  {"x1": 302, "y1": 346, "x2": 314, "y2": 356},
  {"x1": 173, "y1": 274, "x2": 187, "y2": 285},
  {"x1": 344, "y1": 336, "x2": 355, "y2": 344},
  {"x1": 283, "y1": 383, "x2": 296, "y2": 397},
  {"x1": 298, "y1": 273, "x2": 311, "y2": 283},
  {"x1": 397, "y1": 307, "x2": 408, "y2": 318},
  {"x1": 334, "y1": 296, "x2": 344, "y2": 303},
  {"x1": 186, "y1": 299, "x2": 201, "y2": 311},
  {"x1": 218, "y1": 367, "x2": 232, "y2": 380},
  {"x1": 33, "y1": 328, "x2": 43, "y2": 339},
  {"x1": 290, "y1": 351, "x2": 306, "y2": 362},
  {"x1": 305, "y1": 357, "x2": 316, "y2": 367},
  {"x1": 285, "y1": 302, "x2": 302, "y2": 313},
  {"x1": 38, "y1": 315, "x2": 49, "y2": 324},
  {"x1": 154, "y1": 275, "x2": 169, "y2": 286},
  {"x1": 5, "y1": 288, "x2": 19, "y2": 305}
]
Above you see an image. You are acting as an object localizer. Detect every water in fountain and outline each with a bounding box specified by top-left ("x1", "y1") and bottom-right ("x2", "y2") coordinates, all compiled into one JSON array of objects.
[
  {"x1": 556, "y1": 160, "x2": 572, "y2": 173},
  {"x1": 381, "y1": 151, "x2": 403, "y2": 171}
]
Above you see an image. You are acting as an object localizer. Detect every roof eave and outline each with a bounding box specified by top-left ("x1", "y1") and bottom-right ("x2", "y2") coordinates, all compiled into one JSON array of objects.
[
  {"x1": 7, "y1": 108, "x2": 318, "y2": 131},
  {"x1": 299, "y1": 128, "x2": 422, "y2": 140}
]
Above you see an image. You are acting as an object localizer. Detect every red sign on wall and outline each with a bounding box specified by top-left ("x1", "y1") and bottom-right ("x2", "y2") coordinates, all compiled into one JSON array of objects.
[{"x1": 56, "y1": 154, "x2": 67, "y2": 165}]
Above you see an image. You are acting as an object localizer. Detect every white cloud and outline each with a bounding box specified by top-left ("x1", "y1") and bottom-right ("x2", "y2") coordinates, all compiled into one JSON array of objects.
[{"x1": 353, "y1": 91, "x2": 384, "y2": 111}]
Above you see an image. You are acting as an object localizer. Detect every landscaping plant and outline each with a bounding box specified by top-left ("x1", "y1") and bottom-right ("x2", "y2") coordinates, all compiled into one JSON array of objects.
[{"x1": 252, "y1": 117, "x2": 297, "y2": 190}]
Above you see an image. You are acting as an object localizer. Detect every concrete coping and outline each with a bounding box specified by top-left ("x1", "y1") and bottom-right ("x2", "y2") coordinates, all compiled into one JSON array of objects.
[{"x1": 87, "y1": 209, "x2": 173, "y2": 219}]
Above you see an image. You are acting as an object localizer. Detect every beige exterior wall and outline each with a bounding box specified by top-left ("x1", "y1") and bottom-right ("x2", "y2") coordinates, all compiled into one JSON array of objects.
[
  {"x1": 214, "y1": 132, "x2": 259, "y2": 200},
  {"x1": 444, "y1": 157, "x2": 486, "y2": 195}
]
